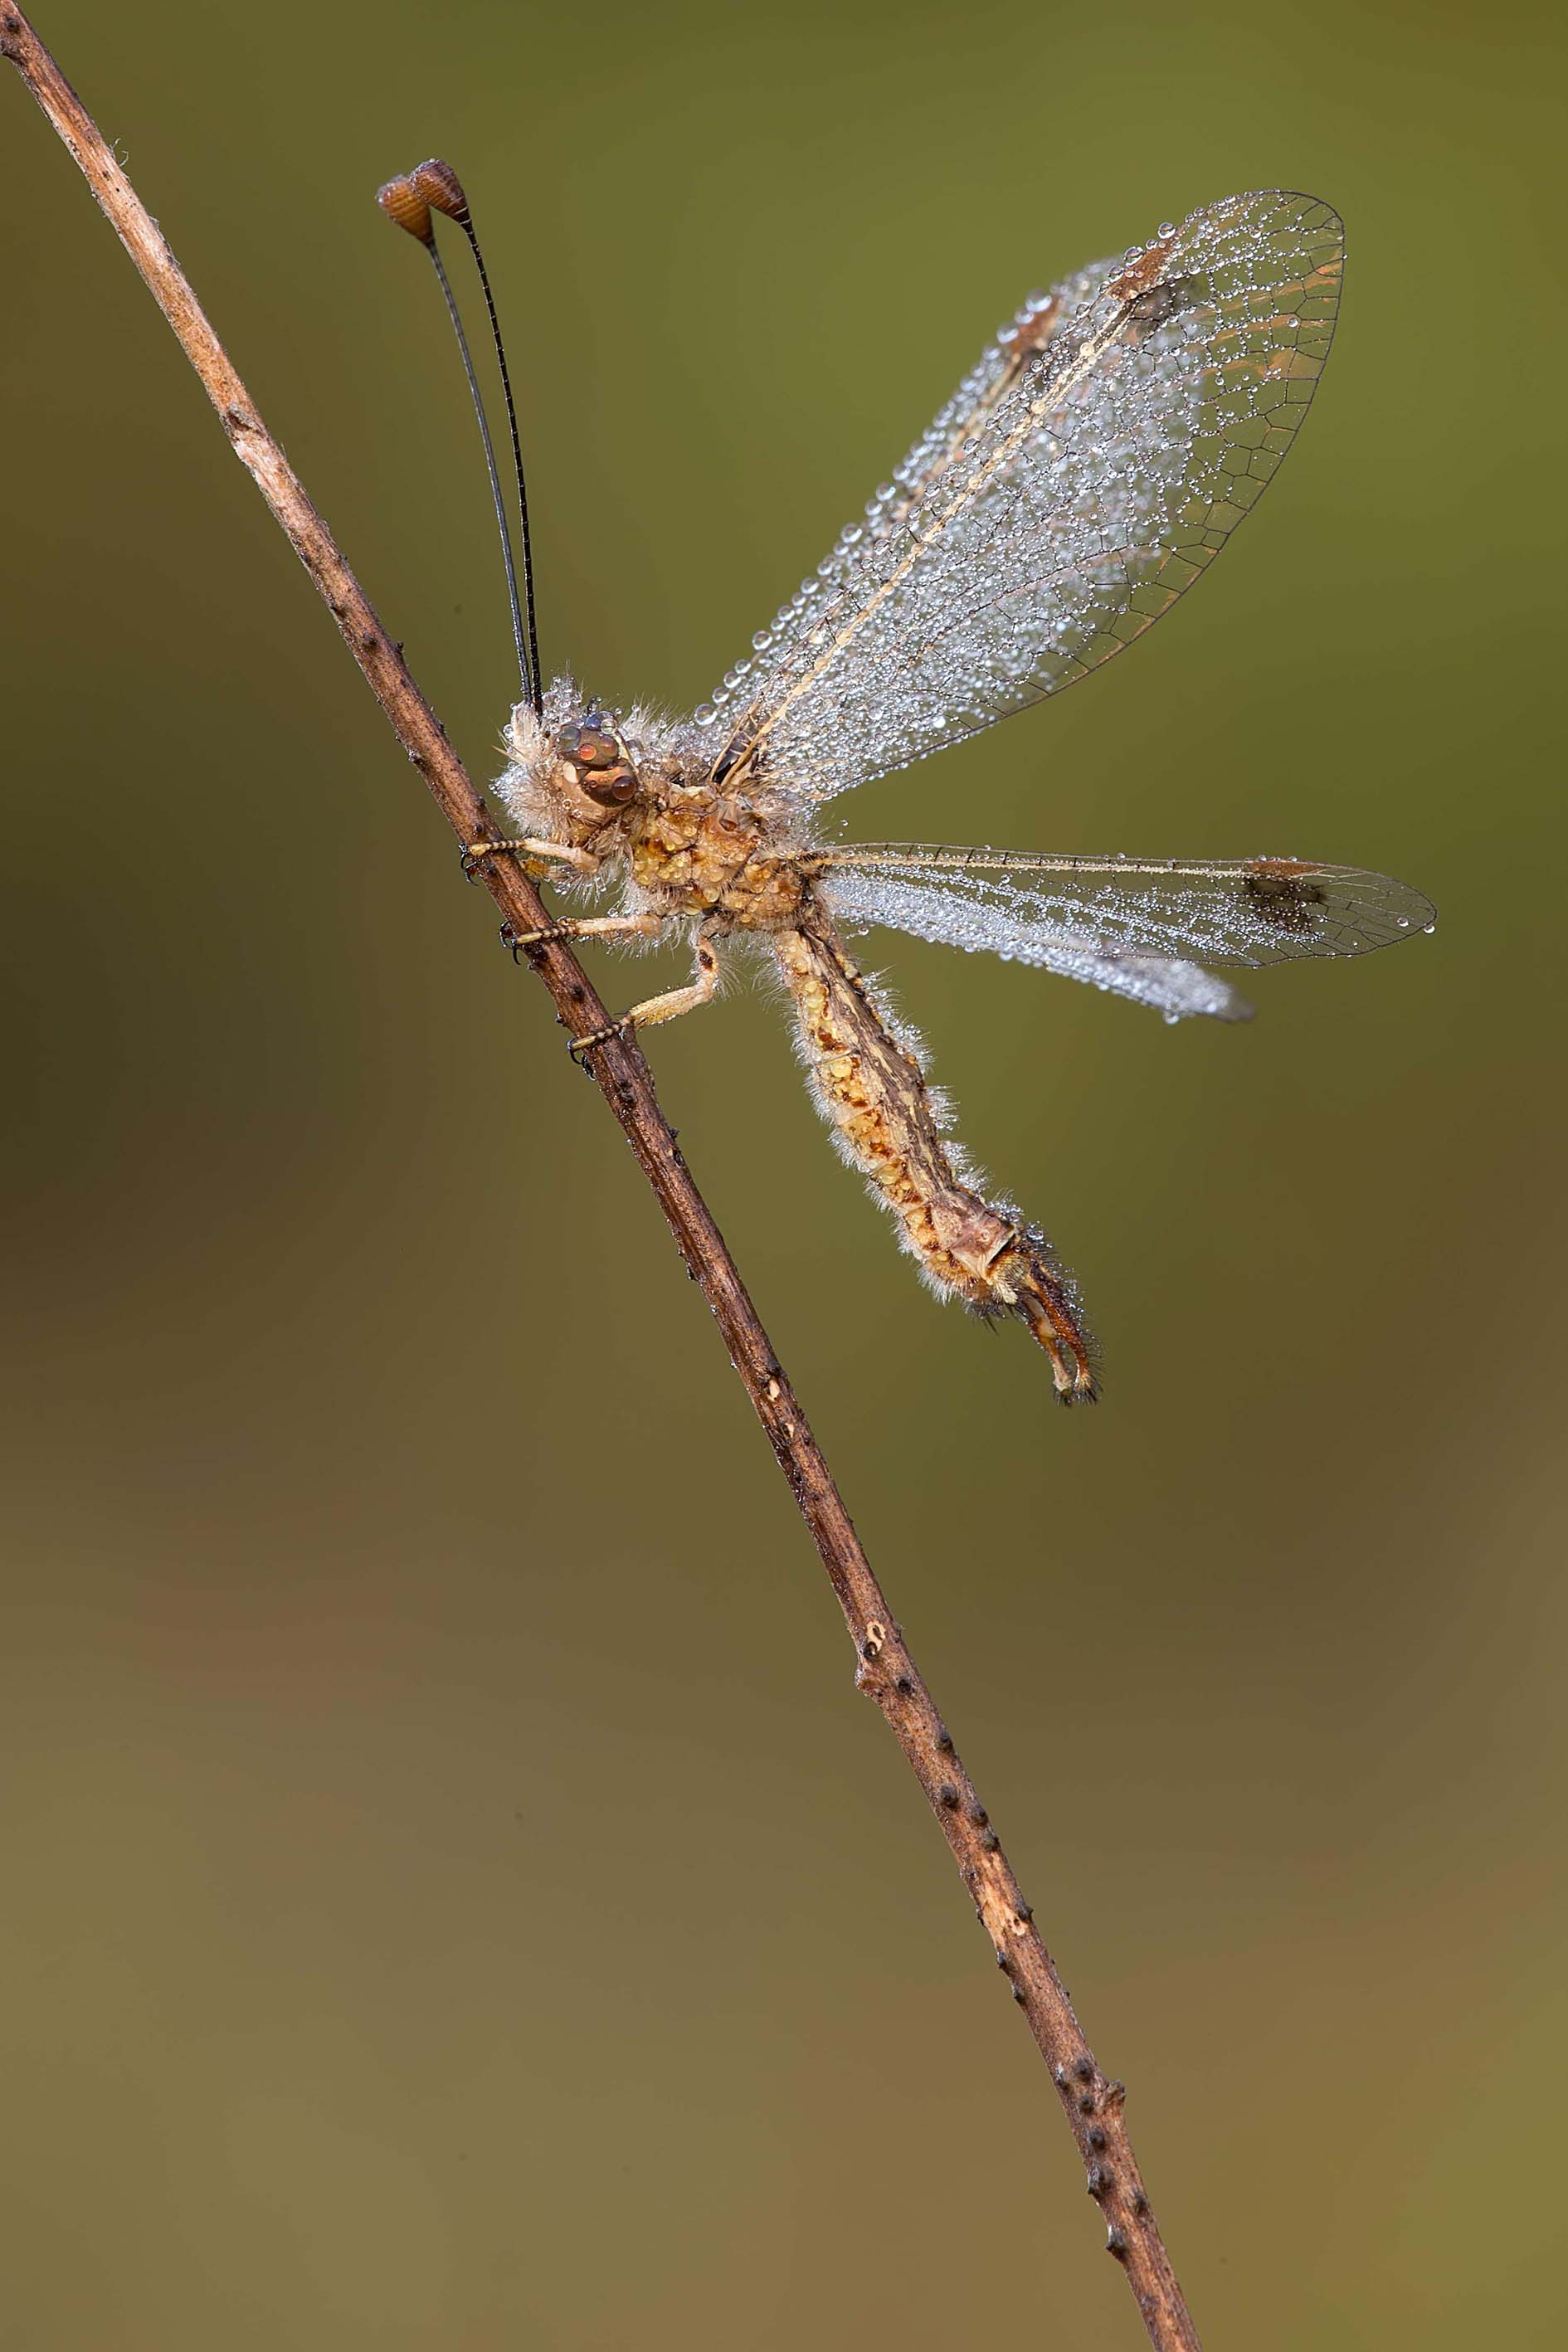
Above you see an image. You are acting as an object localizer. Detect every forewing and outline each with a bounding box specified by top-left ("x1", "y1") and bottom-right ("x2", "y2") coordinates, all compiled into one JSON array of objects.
[
  {"x1": 816, "y1": 848, "x2": 1436, "y2": 1024},
  {"x1": 697, "y1": 191, "x2": 1342, "y2": 807}
]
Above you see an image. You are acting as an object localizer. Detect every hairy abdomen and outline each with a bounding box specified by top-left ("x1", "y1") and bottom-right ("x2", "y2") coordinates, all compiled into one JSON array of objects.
[{"x1": 772, "y1": 915, "x2": 1096, "y2": 1400}]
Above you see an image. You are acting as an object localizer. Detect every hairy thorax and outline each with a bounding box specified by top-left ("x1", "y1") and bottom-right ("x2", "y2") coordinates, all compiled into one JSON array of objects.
[{"x1": 496, "y1": 684, "x2": 807, "y2": 934}]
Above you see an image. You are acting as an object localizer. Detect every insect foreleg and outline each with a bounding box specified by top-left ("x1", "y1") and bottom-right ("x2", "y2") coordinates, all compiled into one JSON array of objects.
[{"x1": 568, "y1": 934, "x2": 723, "y2": 1064}]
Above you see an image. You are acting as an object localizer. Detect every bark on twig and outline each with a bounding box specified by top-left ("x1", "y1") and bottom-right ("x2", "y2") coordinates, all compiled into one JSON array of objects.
[{"x1": 2, "y1": 10, "x2": 1201, "y2": 2345}]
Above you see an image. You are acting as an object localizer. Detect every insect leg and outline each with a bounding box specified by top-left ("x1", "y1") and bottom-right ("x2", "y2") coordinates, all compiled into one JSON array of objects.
[
  {"x1": 460, "y1": 835, "x2": 601, "y2": 882},
  {"x1": 569, "y1": 934, "x2": 722, "y2": 1064},
  {"x1": 499, "y1": 912, "x2": 669, "y2": 960}
]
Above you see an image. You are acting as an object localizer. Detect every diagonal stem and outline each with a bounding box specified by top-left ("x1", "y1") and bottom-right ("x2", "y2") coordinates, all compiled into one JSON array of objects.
[{"x1": 2, "y1": 9, "x2": 1200, "y2": 2345}]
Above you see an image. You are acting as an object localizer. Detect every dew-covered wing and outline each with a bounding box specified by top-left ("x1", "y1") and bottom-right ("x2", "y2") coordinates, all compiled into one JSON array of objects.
[
  {"x1": 815, "y1": 846, "x2": 1435, "y2": 1024},
  {"x1": 697, "y1": 191, "x2": 1342, "y2": 807}
]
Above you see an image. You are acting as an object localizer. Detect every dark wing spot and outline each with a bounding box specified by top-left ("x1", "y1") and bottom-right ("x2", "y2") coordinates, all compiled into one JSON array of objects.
[
  {"x1": 1125, "y1": 275, "x2": 1200, "y2": 338},
  {"x1": 1107, "y1": 236, "x2": 1177, "y2": 302},
  {"x1": 1242, "y1": 857, "x2": 1329, "y2": 934}
]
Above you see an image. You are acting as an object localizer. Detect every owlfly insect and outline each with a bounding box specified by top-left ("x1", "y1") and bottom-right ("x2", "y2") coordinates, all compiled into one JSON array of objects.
[{"x1": 380, "y1": 168, "x2": 1434, "y2": 1404}]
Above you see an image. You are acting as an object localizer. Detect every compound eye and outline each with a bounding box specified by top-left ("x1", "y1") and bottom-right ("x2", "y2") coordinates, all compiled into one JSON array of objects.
[
  {"x1": 553, "y1": 720, "x2": 617, "y2": 772},
  {"x1": 582, "y1": 762, "x2": 639, "y2": 806}
]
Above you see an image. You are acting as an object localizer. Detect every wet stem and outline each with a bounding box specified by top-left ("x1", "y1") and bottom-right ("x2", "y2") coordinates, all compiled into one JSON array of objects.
[{"x1": 2, "y1": 7, "x2": 1201, "y2": 2346}]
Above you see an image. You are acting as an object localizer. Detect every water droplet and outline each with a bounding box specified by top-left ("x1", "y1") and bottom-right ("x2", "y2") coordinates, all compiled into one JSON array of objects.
[
  {"x1": 1158, "y1": 221, "x2": 1176, "y2": 238},
  {"x1": 1424, "y1": 921, "x2": 1437, "y2": 935},
  {"x1": 694, "y1": 704, "x2": 714, "y2": 726},
  {"x1": 996, "y1": 323, "x2": 1018, "y2": 344},
  {"x1": 752, "y1": 630, "x2": 772, "y2": 652},
  {"x1": 1396, "y1": 915, "x2": 1409, "y2": 928}
]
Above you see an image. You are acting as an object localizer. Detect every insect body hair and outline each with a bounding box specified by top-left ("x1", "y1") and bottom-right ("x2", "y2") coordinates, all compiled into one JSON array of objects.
[
  {"x1": 494, "y1": 678, "x2": 685, "y2": 846},
  {"x1": 771, "y1": 912, "x2": 1096, "y2": 1398}
]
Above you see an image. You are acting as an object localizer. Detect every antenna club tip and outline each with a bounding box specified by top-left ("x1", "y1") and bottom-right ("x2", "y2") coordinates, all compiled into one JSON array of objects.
[
  {"x1": 412, "y1": 158, "x2": 472, "y2": 231},
  {"x1": 377, "y1": 175, "x2": 433, "y2": 244}
]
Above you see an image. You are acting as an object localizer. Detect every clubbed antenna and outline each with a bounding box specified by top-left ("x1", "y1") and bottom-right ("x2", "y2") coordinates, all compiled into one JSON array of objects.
[{"x1": 377, "y1": 161, "x2": 543, "y2": 716}]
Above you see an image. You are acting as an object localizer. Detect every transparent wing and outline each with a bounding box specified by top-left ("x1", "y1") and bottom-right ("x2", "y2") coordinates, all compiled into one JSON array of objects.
[
  {"x1": 814, "y1": 846, "x2": 1436, "y2": 1025},
  {"x1": 696, "y1": 191, "x2": 1343, "y2": 807}
]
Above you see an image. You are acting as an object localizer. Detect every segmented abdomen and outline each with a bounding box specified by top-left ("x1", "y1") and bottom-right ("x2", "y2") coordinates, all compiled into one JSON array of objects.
[{"x1": 771, "y1": 914, "x2": 1097, "y2": 1400}]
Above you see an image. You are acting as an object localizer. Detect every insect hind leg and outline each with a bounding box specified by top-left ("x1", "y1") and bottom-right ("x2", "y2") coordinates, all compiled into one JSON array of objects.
[{"x1": 569, "y1": 934, "x2": 723, "y2": 1063}]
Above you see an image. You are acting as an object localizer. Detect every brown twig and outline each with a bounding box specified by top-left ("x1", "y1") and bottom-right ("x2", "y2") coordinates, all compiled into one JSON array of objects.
[{"x1": 2, "y1": 10, "x2": 1201, "y2": 2345}]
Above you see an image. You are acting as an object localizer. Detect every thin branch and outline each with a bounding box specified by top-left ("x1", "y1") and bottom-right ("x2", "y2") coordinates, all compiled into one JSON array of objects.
[{"x1": 2, "y1": 11, "x2": 1200, "y2": 2345}]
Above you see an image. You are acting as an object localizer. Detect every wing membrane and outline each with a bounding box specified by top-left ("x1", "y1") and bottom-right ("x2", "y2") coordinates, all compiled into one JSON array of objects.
[
  {"x1": 814, "y1": 846, "x2": 1435, "y2": 1024},
  {"x1": 698, "y1": 191, "x2": 1343, "y2": 807}
]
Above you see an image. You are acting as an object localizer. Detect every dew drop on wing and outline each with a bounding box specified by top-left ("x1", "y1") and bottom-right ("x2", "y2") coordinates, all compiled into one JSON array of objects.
[{"x1": 692, "y1": 191, "x2": 1348, "y2": 811}]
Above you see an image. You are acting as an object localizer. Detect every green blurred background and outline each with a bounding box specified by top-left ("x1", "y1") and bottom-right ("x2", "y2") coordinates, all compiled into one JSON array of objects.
[{"x1": 3, "y1": 0, "x2": 1564, "y2": 2344}]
